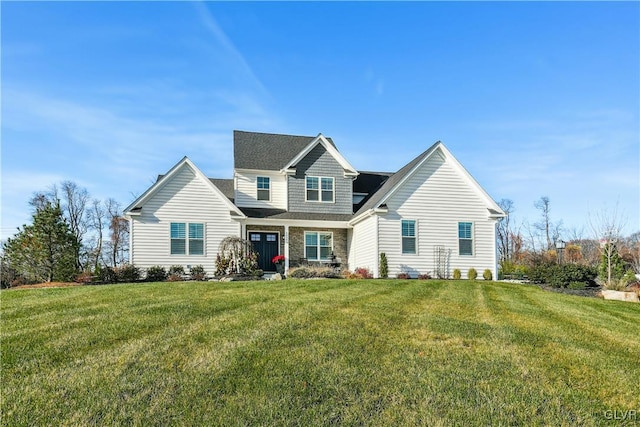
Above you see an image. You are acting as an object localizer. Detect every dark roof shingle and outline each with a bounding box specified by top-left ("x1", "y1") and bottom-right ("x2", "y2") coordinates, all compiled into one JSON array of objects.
[
  {"x1": 209, "y1": 178, "x2": 234, "y2": 202},
  {"x1": 234, "y1": 130, "x2": 335, "y2": 171}
]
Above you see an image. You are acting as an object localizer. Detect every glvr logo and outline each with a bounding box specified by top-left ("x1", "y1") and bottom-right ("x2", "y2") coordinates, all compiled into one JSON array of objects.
[{"x1": 603, "y1": 409, "x2": 637, "y2": 420}]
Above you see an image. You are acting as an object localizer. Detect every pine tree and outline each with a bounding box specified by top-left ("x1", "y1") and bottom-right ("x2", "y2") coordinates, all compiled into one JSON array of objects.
[{"x1": 3, "y1": 201, "x2": 77, "y2": 283}]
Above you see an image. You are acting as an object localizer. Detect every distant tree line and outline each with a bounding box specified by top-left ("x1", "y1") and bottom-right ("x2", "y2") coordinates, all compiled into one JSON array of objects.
[
  {"x1": 497, "y1": 196, "x2": 639, "y2": 289},
  {"x1": 1, "y1": 181, "x2": 129, "y2": 287}
]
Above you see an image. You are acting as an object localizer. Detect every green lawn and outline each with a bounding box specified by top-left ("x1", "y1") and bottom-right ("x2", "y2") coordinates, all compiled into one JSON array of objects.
[{"x1": 2, "y1": 280, "x2": 639, "y2": 426}]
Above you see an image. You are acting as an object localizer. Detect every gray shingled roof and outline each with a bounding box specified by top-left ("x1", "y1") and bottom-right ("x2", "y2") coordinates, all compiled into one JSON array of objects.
[
  {"x1": 354, "y1": 142, "x2": 441, "y2": 216},
  {"x1": 209, "y1": 179, "x2": 234, "y2": 202},
  {"x1": 234, "y1": 130, "x2": 335, "y2": 171}
]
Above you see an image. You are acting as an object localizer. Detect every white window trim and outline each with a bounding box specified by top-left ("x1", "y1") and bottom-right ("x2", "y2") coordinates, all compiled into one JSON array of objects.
[
  {"x1": 170, "y1": 222, "x2": 206, "y2": 257},
  {"x1": 305, "y1": 176, "x2": 335, "y2": 203},
  {"x1": 304, "y1": 231, "x2": 334, "y2": 262},
  {"x1": 458, "y1": 221, "x2": 474, "y2": 257},
  {"x1": 256, "y1": 176, "x2": 271, "y2": 202},
  {"x1": 401, "y1": 219, "x2": 418, "y2": 255}
]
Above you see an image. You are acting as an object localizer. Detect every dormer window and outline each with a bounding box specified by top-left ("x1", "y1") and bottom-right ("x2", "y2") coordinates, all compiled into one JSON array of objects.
[
  {"x1": 306, "y1": 176, "x2": 334, "y2": 203},
  {"x1": 257, "y1": 176, "x2": 270, "y2": 201}
]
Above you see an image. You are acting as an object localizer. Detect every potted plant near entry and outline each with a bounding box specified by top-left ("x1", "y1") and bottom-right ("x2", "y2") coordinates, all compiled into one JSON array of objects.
[{"x1": 272, "y1": 255, "x2": 285, "y2": 275}]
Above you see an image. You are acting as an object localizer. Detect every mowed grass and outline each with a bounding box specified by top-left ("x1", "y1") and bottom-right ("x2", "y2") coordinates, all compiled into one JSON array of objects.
[{"x1": 2, "y1": 280, "x2": 639, "y2": 426}]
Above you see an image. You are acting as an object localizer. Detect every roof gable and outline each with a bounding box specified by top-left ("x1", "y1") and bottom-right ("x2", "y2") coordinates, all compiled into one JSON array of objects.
[
  {"x1": 280, "y1": 134, "x2": 358, "y2": 176},
  {"x1": 124, "y1": 157, "x2": 244, "y2": 217},
  {"x1": 352, "y1": 142, "x2": 505, "y2": 222}
]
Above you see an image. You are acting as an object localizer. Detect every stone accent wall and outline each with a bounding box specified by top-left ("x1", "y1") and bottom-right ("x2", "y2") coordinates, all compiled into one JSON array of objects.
[{"x1": 289, "y1": 227, "x2": 348, "y2": 267}]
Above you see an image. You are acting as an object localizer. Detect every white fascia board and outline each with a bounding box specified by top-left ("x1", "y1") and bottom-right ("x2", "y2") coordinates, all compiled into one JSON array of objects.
[
  {"x1": 279, "y1": 134, "x2": 359, "y2": 176},
  {"x1": 349, "y1": 209, "x2": 377, "y2": 226}
]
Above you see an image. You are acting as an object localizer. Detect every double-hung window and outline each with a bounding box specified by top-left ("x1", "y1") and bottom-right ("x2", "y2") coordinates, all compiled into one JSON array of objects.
[
  {"x1": 458, "y1": 222, "x2": 473, "y2": 256},
  {"x1": 170, "y1": 222, "x2": 204, "y2": 255},
  {"x1": 306, "y1": 176, "x2": 334, "y2": 202},
  {"x1": 257, "y1": 176, "x2": 270, "y2": 201},
  {"x1": 305, "y1": 231, "x2": 333, "y2": 261},
  {"x1": 188, "y1": 223, "x2": 204, "y2": 255},
  {"x1": 171, "y1": 223, "x2": 186, "y2": 255},
  {"x1": 401, "y1": 220, "x2": 417, "y2": 254}
]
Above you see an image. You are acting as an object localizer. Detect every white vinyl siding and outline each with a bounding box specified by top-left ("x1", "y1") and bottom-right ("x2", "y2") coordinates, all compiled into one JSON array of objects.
[
  {"x1": 235, "y1": 170, "x2": 286, "y2": 209},
  {"x1": 377, "y1": 150, "x2": 499, "y2": 279},
  {"x1": 130, "y1": 164, "x2": 240, "y2": 274},
  {"x1": 348, "y1": 215, "x2": 378, "y2": 276}
]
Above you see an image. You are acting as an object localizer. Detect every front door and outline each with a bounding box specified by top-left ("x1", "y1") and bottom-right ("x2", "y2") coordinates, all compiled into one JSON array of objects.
[{"x1": 249, "y1": 232, "x2": 280, "y2": 272}]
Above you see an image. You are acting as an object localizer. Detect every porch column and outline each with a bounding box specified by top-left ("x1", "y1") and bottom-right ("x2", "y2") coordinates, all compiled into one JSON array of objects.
[{"x1": 284, "y1": 225, "x2": 290, "y2": 273}]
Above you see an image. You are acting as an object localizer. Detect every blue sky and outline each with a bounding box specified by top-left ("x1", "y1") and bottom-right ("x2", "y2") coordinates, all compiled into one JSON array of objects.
[{"x1": 2, "y1": 1, "x2": 639, "y2": 241}]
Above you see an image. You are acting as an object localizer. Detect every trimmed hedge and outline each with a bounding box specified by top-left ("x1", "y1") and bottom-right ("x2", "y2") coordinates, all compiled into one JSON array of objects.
[{"x1": 528, "y1": 262, "x2": 597, "y2": 288}]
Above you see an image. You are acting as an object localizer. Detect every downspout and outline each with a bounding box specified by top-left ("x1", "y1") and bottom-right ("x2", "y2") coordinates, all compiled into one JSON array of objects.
[{"x1": 128, "y1": 216, "x2": 133, "y2": 265}]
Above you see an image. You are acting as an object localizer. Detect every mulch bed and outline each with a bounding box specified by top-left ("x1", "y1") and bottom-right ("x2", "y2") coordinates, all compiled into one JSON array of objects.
[{"x1": 10, "y1": 282, "x2": 82, "y2": 290}]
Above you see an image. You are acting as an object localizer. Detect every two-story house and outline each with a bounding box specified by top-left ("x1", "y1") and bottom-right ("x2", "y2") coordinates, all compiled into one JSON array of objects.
[{"x1": 124, "y1": 130, "x2": 505, "y2": 278}]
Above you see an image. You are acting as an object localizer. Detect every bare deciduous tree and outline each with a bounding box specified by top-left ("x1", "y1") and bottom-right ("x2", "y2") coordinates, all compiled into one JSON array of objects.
[
  {"x1": 497, "y1": 199, "x2": 514, "y2": 262},
  {"x1": 534, "y1": 196, "x2": 563, "y2": 251},
  {"x1": 87, "y1": 199, "x2": 106, "y2": 272},
  {"x1": 588, "y1": 203, "x2": 627, "y2": 285},
  {"x1": 105, "y1": 199, "x2": 129, "y2": 267}
]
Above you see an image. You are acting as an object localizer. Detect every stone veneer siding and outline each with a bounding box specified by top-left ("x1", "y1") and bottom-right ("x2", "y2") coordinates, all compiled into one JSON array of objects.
[{"x1": 289, "y1": 227, "x2": 348, "y2": 267}]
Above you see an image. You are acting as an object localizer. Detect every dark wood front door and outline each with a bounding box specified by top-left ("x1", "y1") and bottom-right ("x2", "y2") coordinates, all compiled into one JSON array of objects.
[{"x1": 249, "y1": 232, "x2": 279, "y2": 272}]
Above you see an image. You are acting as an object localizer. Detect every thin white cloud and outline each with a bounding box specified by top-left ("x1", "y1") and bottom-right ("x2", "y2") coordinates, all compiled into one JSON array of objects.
[{"x1": 192, "y1": 2, "x2": 270, "y2": 99}]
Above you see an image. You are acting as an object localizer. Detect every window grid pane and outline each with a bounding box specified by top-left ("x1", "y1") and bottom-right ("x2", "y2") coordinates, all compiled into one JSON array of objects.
[
  {"x1": 321, "y1": 178, "x2": 333, "y2": 190},
  {"x1": 257, "y1": 177, "x2": 270, "y2": 189},
  {"x1": 458, "y1": 222, "x2": 472, "y2": 239},
  {"x1": 189, "y1": 223, "x2": 203, "y2": 239},
  {"x1": 306, "y1": 177, "x2": 319, "y2": 189},
  {"x1": 402, "y1": 220, "x2": 415, "y2": 237},
  {"x1": 171, "y1": 223, "x2": 186, "y2": 239}
]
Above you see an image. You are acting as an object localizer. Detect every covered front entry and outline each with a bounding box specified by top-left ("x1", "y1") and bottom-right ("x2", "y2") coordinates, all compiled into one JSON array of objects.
[{"x1": 249, "y1": 232, "x2": 280, "y2": 272}]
